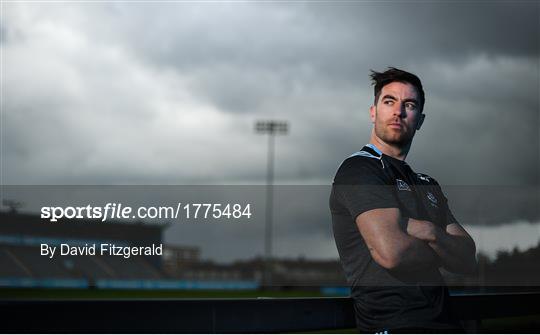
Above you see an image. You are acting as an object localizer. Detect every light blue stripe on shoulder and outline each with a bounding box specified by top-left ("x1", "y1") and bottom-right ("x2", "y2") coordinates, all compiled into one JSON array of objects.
[
  {"x1": 349, "y1": 151, "x2": 379, "y2": 159},
  {"x1": 349, "y1": 143, "x2": 382, "y2": 160},
  {"x1": 365, "y1": 143, "x2": 382, "y2": 155}
]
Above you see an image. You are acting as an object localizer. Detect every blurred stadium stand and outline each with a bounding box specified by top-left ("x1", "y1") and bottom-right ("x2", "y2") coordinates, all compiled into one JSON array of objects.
[
  {"x1": 0, "y1": 211, "x2": 347, "y2": 291},
  {"x1": 0, "y1": 211, "x2": 167, "y2": 289}
]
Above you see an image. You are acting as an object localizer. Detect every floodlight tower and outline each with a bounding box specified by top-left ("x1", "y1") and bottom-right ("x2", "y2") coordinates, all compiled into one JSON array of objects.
[{"x1": 255, "y1": 120, "x2": 289, "y2": 287}]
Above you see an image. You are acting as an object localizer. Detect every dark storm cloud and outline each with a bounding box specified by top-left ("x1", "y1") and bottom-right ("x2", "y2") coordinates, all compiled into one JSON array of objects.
[
  {"x1": 80, "y1": 1, "x2": 539, "y2": 187},
  {"x1": 306, "y1": 2, "x2": 538, "y2": 59},
  {"x1": 109, "y1": 1, "x2": 538, "y2": 108},
  {"x1": 125, "y1": 2, "x2": 538, "y2": 69},
  {"x1": 4, "y1": 1, "x2": 538, "y2": 187}
]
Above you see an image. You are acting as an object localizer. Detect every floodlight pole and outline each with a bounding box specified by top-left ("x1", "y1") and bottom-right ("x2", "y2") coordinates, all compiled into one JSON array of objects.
[
  {"x1": 265, "y1": 132, "x2": 275, "y2": 287},
  {"x1": 255, "y1": 121, "x2": 288, "y2": 288}
]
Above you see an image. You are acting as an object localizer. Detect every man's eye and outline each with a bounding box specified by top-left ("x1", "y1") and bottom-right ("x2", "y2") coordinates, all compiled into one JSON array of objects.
[
  {"x1": 384, "y1": 100, "x2": 394, "y2": 105},
  {"x1": 405, "y1": 103, "x2": 416, "y2": 109}
]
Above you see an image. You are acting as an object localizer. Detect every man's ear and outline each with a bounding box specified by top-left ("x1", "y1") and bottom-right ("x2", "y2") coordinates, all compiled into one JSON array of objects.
[
  {"x1": 369, "y1": 105, "x2": 376, "y2": 123},
  {"x1": 416, "y1": 113, "x2": 425, "y2": 130}
]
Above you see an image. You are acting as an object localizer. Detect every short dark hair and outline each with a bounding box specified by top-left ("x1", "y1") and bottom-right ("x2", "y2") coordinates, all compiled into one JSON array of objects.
[{"x1": 370, "y1": 67, "x2": 425, "y2": 112}]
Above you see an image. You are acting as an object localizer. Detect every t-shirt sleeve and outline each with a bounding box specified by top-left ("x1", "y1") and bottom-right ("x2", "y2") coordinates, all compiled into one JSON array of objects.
[
  {"x1": 441, "y1": 192, "x2": 459, "y2": 227},
  {"x1": 445, "y1": 206, "x2": 459, "y2": 226},
  {"x1": 332, "y1": 156, "x2": 400, "y2": 221},
  {"x1": 431, "y1": 178, "x2": 459, "y2": 227}
]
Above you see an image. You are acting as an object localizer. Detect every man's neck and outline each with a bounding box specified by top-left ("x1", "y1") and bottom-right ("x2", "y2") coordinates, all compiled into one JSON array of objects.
[{"x1": 369, "y1": 134, "x2": 410, "y2": 161}]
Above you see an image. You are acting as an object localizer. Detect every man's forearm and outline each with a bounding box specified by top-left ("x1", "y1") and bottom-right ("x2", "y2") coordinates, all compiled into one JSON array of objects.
[
  {"x1": 356, "y1": 208, "x2": 443, "y2": 272},
  {"x1": 429, "y1": 230, "x2": 477, "y2": 275},
  {"x1": 381, "y1": 216, "x2": 439, "y2": 271},
  {"x1": 393, "y1": 235, "x2": 441, "y2": 272},
  {"x1": 368, "y1": 236, "x2": 440, "y2": 272},
  {"x1": 406, "y1": 218, "x2": 476, "y2": 274}
]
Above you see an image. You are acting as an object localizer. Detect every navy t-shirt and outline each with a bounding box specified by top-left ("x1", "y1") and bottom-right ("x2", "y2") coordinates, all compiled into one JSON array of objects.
[{"x1": 329, "y1": 144, "x2": 462, "y2": 332}]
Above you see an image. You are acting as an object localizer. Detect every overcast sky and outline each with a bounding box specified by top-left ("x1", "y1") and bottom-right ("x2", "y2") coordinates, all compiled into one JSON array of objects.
[{"x1": 2, "y1": 1, "x2": 539, "y2": 261}]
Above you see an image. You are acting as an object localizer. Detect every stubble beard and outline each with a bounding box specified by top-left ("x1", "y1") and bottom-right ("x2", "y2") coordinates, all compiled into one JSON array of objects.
[{"x1": 374, "y1": 119, "x2": 415, "y2": 148}]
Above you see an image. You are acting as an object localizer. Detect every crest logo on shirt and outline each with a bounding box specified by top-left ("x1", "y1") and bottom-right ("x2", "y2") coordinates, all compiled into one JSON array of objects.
[
  {"x1": 396, "y1": 179, "x2": 411, "y2": 191},
  {"x1": 427, "y1": 192, "x2": 438, "y2": 207}
]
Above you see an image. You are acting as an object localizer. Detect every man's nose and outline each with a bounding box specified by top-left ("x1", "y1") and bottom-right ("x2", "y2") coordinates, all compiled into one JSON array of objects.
[{"x1": 392, "y1": 103, "x2": 406, "y2": 117}]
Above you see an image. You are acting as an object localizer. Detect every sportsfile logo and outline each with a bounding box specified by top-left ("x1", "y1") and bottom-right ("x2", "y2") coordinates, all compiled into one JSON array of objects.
[{"x1": 40, "y1": 203, "x2": 252, "y2": 222}]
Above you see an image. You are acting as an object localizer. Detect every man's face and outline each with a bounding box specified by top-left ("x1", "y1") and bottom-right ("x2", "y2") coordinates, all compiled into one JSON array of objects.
[{"x1": 370, "y1": 81, "x2": 424, "y2": 146}]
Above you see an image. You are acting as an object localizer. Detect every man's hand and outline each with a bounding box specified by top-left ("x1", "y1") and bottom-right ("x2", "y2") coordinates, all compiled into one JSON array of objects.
[
  {"x1": 406, "y1": 218, "x2": 439, "y2": 242},
  {"x1": 405, "y1": 218, "x2": 477, "y2": 275}
]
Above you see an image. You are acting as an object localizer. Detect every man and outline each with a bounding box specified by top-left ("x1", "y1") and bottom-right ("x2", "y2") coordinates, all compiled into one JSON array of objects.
[{"x1": 330, "y1": 67, "x2": 477, "y2": 333}]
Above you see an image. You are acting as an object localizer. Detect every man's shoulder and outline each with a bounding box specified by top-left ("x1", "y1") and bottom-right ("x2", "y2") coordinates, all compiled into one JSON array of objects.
[
  {"x1": 333, "y1": 145, "x2": 387, "y2": 184},
  {"x1": 341, "y1": 153, "x2": 383, "y2": 169},
  {"x1": 341, "y1": 144, "x2": 383, "y2": 166}
]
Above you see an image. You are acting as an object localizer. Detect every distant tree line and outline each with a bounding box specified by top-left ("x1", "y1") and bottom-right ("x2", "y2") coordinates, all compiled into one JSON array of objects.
[{"x1": 445, "y1": 240, "x2": 540, "y2": 290}]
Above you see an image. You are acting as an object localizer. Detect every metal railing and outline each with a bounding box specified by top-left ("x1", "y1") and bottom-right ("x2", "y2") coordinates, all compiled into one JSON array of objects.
[{"x1": 1, "y1": 292, "x2": 540, "y2": 332}]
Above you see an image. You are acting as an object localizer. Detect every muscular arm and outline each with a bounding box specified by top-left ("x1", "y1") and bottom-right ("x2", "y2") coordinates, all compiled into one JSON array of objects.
[
  {"x1": 407, "y1": 219, "x2": 477, "y2": 275},
  {"x1": 356, "y1": 208, "x2": 441, "y2": 271}
]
